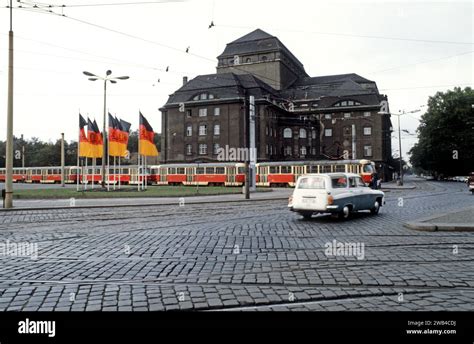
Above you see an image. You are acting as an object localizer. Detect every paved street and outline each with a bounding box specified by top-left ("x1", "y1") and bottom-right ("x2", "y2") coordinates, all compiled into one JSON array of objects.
[{"x1": 0, "y1": 177, "x2": 473, "y2": 311}]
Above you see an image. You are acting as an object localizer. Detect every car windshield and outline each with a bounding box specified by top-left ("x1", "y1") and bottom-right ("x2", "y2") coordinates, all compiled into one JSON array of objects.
[
  {"x1": 298, "y1": 177, "x2": 325, "y2": 189},
  {"x1": 331, "y1": 177, "x2": 348, "y2": 188}
]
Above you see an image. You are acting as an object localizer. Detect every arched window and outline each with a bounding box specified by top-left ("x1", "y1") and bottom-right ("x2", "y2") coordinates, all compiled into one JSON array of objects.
[
  {"x1": 299, "y1": 128, "x2": 307, "y2": 138},
  {"x1": 333, "y1": 100, "x2": 362, "y2": 107},
  {"x1": 261, "y1": 56, "x2": 267, "y2": 61},
  {"x1": 283, "y1": 128, "x2": 292, "y2": 138},
  {"x1": 245, "y1": 57, "x2": 251, "y2": 63}
]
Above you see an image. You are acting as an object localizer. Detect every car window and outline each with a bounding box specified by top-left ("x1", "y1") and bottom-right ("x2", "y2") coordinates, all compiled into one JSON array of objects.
[
  {"x1": 349, "y1": 177, "x2": 358, "y2": 188},
  {"x1": 331, "y1": 177, "x2": 347, "y2": 188},
  {"x1": 298, "y1": 177, "x2": 325, "y2": 189},
  {"x1": 356, "y1": 177, "x2": 366, "y2": 187}
]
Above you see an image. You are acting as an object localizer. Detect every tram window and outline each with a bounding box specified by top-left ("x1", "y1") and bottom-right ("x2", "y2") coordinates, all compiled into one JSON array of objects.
[
  {"x1": 363, "y1": 164, "x2": 374, "y2": 173},
  {"x1": 335, "y1": 165, "x2": 345, "y2": 172},
  {"x1": 308, "y1": 166, "x2": 318, "y2": 173},
  {"x1": 122, "y1": 168, "x2": 129, "y2": 174},
  {"x1": 216, "y1": 167, "x2": 225, "y2": 174},
  {"x1": 281, "y1": 166, "x2": 291, "y2": 173},
  {"x1": 322, "y1": 165, "x2": 332, "y2": 173},
  {"x1": 169, "y1": 168, "x2": 177, "y2": 174},
  {"x1": 238, "y1": 167, "x2": 245, "y2": 174},
  {"x1": 196, "y1": 167, "x2": 205, "y2": 174},
  {"x1": 205, "y1": 167, "x2": 214, "y2": 174},
  {"x1": 177, "y1": 168, "x2": 185, "y2": 174},
  {"x1": 269, "y1": 166, "x2": 278, "y2": 174}
]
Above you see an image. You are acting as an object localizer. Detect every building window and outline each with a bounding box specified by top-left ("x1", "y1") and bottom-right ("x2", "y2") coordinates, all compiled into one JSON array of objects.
[
  {"x1": 261, "y1": 56, "x2": 267, "y2": 61},
  {"x1": 364, "y1": 145, "x2": 372, "y2": 157},
  {"x1": 199, "y1": 124, "x2": 207, "y2": 136},
  {"x1": 299, "y1": 128, "x2": 307, "y2": 139},
  {"x1": 199, "y1": 93, "x2": 207, "y2": 100},
  {"x1": 324, "y1": 114, "x2": 332, "y2": 119},
  {"x1": 246, "y1": 57, "x2": 251, "y2": 63},
  {"x1": 270, "y1": 127, "x2": 273, "y2": 137},
  {"x1": 199, "y1": 144, "x2": 207, "y2": 155},
  {"x1": 311, "y1": 130, "x2": 317, "y2": 139},
  {"x1": 214, "y1": 124, "x2": 220, "y2": 136},
  {"x1": 284, "y1": 146, "x2": 292, "y2": 156},
  {"x1": 186, "y1": 144, "x2": 192, "y2": 155},
  {"x1": 270, "y1": 145, "x2": 273, "y2": 155},
  {"x1": 324, "y1": 128, "x2": 332, "y2": 137},
  {"x1": 265, "y1": 126, "x2": 269, "y2": 136},
  {"x1": 266, "y1": 145, "x2": 269, "y2": 155},
  {"x1": 364, "y1": 111, "x2": 371, "y2": 117},
  {"x1": 300, "y1": 146, "x2": 307, "y2": 156},
  {"x1": 344, "y1": 113, "x2": 351, "y2": 118},
  {"x1": 186, "y1": 124, "x2": 192, "y2": 137},
  {"x1": 199, "y1": 108, "x2": 207, "y2": 117},
  {"x1": 186, "y1": 109, "x2": 192, "y2": 117},
  {"x1": 209, "y1": 94, "x2": 214, "y2": 99},
  {"x1": 213, "y1": 143, "x2": 220, "y2": 155},
  {"x1": 214, "y1": 107, "x2": 220, "y2": 116},
  {"x1": 311, "y1": 147, "x2": 316, "y2": 155},
  {"x1": 283, "y1": 128, "x2": 292, "y2": 138},
  {"x1": 364, "y1": 127, "x2": 372, "y2": 136}
]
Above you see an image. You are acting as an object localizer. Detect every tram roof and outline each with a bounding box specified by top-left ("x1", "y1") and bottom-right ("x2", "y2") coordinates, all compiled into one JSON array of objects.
[{"x1": 256, "y1": 160, "x2": 372, "y2": 166}]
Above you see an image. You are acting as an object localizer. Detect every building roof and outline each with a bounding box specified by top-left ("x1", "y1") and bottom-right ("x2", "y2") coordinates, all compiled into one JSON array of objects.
[
  {"x1": 217, "y1": 28, "x2": 306, "y2": 70},
  {"x1": 164, "y1": 72, "x2": 279, "y2": 105}
]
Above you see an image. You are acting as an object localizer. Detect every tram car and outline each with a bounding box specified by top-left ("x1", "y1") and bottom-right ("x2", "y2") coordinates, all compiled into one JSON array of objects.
[{"x1": 256, "y1": 159, "x2": 376, "y2": 187}]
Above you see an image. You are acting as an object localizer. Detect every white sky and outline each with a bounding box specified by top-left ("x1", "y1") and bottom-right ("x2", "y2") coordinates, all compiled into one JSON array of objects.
[{"x1": 0, "y1": 0, "x2": 472, "y2": 160}]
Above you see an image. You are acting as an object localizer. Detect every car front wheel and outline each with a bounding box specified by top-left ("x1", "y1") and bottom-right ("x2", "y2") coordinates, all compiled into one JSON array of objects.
[{"x1": 370, "y1": 201, "x2": 380, "y2": 215}]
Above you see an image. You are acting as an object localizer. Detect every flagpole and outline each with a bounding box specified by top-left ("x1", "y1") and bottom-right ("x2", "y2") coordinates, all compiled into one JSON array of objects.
[
  {"x1": 144, "y1": 156, "x2": 147, "y2": 190},
  {"x1": 77, "y1": 116, "x2": 80, "y2": 192},
  {"x1": 92, "y1": 158, "x2": 95, "y2": 190},
  {"x1": 107, "y1": 131, "x2": 110, "y2": 192},
  {"x1": 113, "y1": 156, "x2": 116, "y2": 190},
  {"x1": 84, "y1": 157, "x2": 88, "y2": 190},
  {"x1": 138, "y1": 125, "x2": 141, "y2": 191},
  {"x1": 118, "y1": 156, "x2": 121, "y2": 190}
]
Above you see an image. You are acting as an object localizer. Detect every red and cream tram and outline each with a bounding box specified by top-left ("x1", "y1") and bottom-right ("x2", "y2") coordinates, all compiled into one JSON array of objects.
[
  {"x1": 0, "y1": 159, "x2": 376, "y2": 187},
  {"x1": 256, "y1": 159, "x2": 376, "y2": 187}
]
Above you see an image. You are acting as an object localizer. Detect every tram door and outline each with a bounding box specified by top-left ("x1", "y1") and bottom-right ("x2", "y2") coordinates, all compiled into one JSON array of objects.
[
  {"x1": 185, "y1": 167, "x2": 194, "y2": 183},
  {"x1": 258, "y1": 166, "x2": 267, "y2": 184},
  {"x1": 226, "y1": 166, "x2": 236, "y2": 184},
  {"x1": 293, "y1": 166, "x2": 305, "y2": 182},
  {"x1": 130, "y1": 167, "x2": 140, "y2": 184},
  {"x1": 159, "y1": 167, "x2": 167, "y2": 183}
]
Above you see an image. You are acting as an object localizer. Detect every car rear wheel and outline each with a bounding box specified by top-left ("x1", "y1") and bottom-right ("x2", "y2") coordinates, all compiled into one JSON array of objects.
[
  {"x1": 301, "y1": 211, "x2": 313, "y2": 220},
  {"x1": 370, "y1": 201, "x2": 380, "y2": 215},
  {"x1": 338, "y1": 206, "x2": 351, "y2": 220}
]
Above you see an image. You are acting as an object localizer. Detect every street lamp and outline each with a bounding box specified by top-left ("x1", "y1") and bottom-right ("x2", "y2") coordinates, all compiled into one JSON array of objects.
[
  {"x1": 392, "y1": 108, "x2": 421, "y2": 186},
  {"x1": 4, "y1": 0, "x2": 14, "y2": 208},
  {"x1": 82, "y1": 70, "x2": 129, "y2": 188}
]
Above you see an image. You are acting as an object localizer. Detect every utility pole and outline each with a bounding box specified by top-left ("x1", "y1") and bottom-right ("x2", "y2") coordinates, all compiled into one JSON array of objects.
[
  {"x1": 398, "y1": 113, "x2": 403, "y2": 186},
  {"x1": 61, "y1": 133, "x2": 65, "y2": 187},
  {"x1": 249, "y1": 95, "x2": 257, "y2": 192},
  {"x1": 5, "y1": 0, "x2": 14, "y2": 208},
  {"x1": 243, "y1": 93, "x2": 250, "y2": 199}
]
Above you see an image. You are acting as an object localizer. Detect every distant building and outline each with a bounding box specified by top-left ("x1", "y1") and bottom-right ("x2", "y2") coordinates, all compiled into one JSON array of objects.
[{"x1": 160, "y1": 29, "x2": 393, "y2": 180}]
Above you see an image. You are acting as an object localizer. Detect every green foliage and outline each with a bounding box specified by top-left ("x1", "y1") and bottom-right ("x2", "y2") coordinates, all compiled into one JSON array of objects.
[{"x1": 409, "y1": 87, "x2": 474, "y2": 177}]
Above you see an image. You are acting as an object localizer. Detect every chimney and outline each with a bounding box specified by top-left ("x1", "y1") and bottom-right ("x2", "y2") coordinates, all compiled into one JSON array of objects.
[{"x1": 183, "y1": 76, "x2": 188, "y2": 85}]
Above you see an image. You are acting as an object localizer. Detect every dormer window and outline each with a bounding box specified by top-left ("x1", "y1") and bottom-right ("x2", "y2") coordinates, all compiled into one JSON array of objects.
[
  {"x1": 333, "y1": 100, "x2": 362, "y2": 107},
  {"x1": 192, "y1": 93, "x2": 216, "y2": 101}
]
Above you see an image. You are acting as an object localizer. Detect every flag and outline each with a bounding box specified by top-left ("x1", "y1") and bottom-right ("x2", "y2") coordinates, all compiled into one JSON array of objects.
[
  {"x1": 79, "y1": 114, "x2": 92, "y2": 157},
  {"x1": 139, "y1": 112, "x2": 159, "y2": 157},
  {"x1": 87, "y1": 118, "x2": 103, "y2": 158},
  {"x1": 108, "y1": 113, "x2": 121, "y2": 157},
  {"x1": 117, "y1": 117, "x2": 131, "y2": 158}
]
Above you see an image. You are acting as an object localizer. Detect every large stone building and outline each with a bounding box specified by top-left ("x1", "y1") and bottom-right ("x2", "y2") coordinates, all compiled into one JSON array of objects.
[{"x1": 160, "y1": 29, "x2": 393, "y2": 180}]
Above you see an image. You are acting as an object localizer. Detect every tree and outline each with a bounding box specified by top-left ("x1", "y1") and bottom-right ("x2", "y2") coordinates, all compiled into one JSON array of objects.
[{"x1": 409, "y1": 87, "x2": 474, "y2": 177}]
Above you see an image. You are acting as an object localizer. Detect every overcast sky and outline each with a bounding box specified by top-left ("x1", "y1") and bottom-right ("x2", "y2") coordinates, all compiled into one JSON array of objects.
[{"x1": 0, "y1": 0, "x2": 472, "y2": 160}]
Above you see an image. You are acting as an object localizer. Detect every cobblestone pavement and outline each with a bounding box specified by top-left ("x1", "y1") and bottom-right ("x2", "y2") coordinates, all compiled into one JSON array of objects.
[{"x1": 0, "y1": 177, "x2": 473, "y2": 311}]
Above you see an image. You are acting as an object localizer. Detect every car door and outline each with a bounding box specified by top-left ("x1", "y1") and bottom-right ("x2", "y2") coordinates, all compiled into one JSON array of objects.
[
  {"x1": 355, "y1": 176, "x2": 372, "y2": 209},
  {"x1": 348, "y1": 176, "x2": 364, "y2": 210}
]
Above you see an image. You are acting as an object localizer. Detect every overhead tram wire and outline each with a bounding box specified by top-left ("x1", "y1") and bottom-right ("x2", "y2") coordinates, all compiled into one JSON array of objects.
[
  {"x1": 9, "y1": 5, "x2": 473, "y2": 99},
  {"x1": 18, "y1": 0, "x2": 186, "y2": 8},
  {"x1": 214, "y1": 24, "x2": 474, "y2": 46}
]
